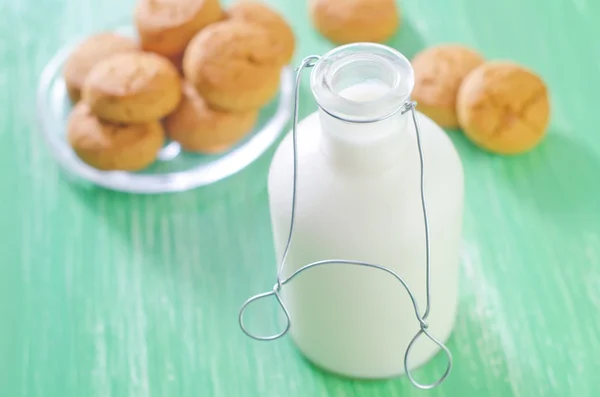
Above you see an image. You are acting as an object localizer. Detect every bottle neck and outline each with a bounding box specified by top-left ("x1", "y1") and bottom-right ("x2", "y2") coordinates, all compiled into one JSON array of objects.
[
  {"x1": 309, "y1": 43, "x2": 415, "y2": 173},
  {"x1": 318, "y1": 106, "x2": 410, "y2": 173}
]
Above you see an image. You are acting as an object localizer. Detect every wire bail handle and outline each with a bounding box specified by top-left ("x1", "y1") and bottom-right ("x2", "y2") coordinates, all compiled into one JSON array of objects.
[{"x1": 238, "y1": 55, "x2": 453, "y2": 390}]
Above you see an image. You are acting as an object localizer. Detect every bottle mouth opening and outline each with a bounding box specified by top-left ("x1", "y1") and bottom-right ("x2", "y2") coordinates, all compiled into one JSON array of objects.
[
  {"x1": 329, "y1": 55, "x2": 396, "y2": 102},
  {"x1": 311, "y1": 43, "x2": 414, "y2": 123}
]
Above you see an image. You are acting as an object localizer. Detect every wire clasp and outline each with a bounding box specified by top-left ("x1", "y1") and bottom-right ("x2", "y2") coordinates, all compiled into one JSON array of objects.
[{"x1": 238, "y1": 55, "x2": 452, "y2": 390}]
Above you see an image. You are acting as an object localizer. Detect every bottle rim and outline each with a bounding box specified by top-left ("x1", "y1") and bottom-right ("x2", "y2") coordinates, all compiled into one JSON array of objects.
[{"x1": 310, "y1": 43, "x2": 415, "y2": 123}]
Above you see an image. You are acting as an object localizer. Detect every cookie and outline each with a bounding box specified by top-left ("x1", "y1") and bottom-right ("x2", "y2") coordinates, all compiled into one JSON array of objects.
[
  {"x1": 165, "y1": 81, "x2": 258, "y2": 153},
  {"x1": 183, "y1": 20, "x2": 281, "y2": 111},
  {"x1": 309, "y1": 0, "x2": 399, "y2": 44},
  {"x1": 63, "y1": 33, "x2": 138, "y2": 102},
  {"x1": 226, "y1": 0, "x2": 295, "y2": 65},
  {"x1": 67, "y1": 102, "x2": 165, "y2": 171},
  {"x1": 82, "y1": 52, "x2": 182, "y2": 123},
  {"x1": 411, "y1": 45, "x2": 485, "y2": 128},
  {"x1": 134, "y1": 0, "x2": 224, "y2": 57},
  {"x1": 456, "y1": 61, "x2": 550, "y2": 155}
]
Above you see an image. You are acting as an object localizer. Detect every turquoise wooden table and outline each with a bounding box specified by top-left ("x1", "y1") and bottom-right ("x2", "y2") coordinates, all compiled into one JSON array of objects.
[{"x1": 2, "y1": 0, "x2": 599, "y2": 395}]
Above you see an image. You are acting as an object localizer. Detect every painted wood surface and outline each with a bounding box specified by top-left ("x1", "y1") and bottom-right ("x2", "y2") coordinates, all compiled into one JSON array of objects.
[{"x1": 1, "y1": 0, "x2": 599, "y2": 396}]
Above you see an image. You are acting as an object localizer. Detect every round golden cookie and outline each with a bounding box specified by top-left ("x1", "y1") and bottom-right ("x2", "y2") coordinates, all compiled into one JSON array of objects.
[
  {"x1": 183, "y1": 20, "x2": 281, "y2": 112},
  {"x1": 309, "y1": 0, "x2": 399, "y2": 44},
  {"x1": 63, "y1": 33, "x2": 138, "y2": 102},
  {"x1": 411, "y1": 45, "x2": 485, "y2": 128},
  {"x1": 165, "y1": 82, "x2": 258, "y2": 153},
  {"x1": 82, "y1": 52, "x2": 182, "y2": 123},
  {"x1": 456, "y1": 61, "x2": 551, "y2": 155},
  {"x1": 67, "y1": 102, "x2": 165, "y2": 171},
  {"x1": 226, "y1": 0, "x2": 295, "y2": 66},
  {"x1": 134, "y1": 0, "x2": 224, "y2": 57}
]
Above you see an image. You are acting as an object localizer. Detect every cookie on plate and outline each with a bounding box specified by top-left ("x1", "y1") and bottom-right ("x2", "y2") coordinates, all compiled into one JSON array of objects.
[
  {"x1": 456, "y1": 61, "x2": 551, "y2": 155},
  {"x1": 183, "y1": 20, "x2": 281, "y2": 111},
  {"x1": 134, "y1": 0, "x2": 224, "y2": 57},
  {"x1": 63, "y1": 32, "x2": 138, "y2": 102},
  {"x1": 165, "y1": 81, "x2": 258, "y2": 153},
  {"x1": 309, "y1": 0, "x2": 399, "y2": 44},
  {"x1": 67, "y1": 102, "x2": 165, "y2": 171},
  {"x1": 411, "y1": 44, "x2": 485, "y2": 128},
  {"x1": 82, "y1": 52, "x2": 182, "y2": 123},
  {"x1": 226, "y1": 0, "x2": 295, "y2": 66}
]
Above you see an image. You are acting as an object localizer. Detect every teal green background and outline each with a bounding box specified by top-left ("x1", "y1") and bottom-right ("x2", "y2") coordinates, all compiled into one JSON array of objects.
[{"x1": 1, "y1": 0, "x2": 599, "y2": 396}]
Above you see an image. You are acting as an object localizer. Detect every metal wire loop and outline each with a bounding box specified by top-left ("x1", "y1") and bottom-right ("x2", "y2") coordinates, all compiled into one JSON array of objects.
[
  {"x1": 238, "y1": 54, "x2": 452, "y2": 390},
  {"x1": 239, "y1": 283, "x2": 290, "y2": 341},
  {"x1": 405, "y1": 327, "x2": 453, "y2": 389}
]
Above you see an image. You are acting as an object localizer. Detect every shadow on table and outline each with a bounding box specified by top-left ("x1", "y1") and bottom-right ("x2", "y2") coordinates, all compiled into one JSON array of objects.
[
  {"x1": 387, "y1": 15, "x2": 427, "y2": 60},
  {"x1": 67, "y1": 143, "x2": 275, "y2": 292},
  {"x1": 447, "y1": 128, "x2": 600, "y2": 233},
  {"x1": 289, "y1": 303, "x2": 517, "y2": 397},
  {"x1": 501, "y1": 132, "x2": 600, "y2": 232}
]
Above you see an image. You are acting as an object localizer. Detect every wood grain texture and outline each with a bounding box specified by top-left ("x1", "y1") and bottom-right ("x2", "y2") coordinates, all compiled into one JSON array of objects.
[{"x1": 1, "y1": 0, "x2": 599, "y2": 396}]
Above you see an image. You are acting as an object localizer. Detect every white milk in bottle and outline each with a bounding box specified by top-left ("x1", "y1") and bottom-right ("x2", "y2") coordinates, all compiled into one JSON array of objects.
[{"x1": 267, "y1": 43, "x2": 464, "y2": 379}]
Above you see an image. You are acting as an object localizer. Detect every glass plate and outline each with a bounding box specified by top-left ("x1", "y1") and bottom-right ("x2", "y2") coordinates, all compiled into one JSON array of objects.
[{"x1": 36, "y1": 25, "x2": 294, "y2": 194}]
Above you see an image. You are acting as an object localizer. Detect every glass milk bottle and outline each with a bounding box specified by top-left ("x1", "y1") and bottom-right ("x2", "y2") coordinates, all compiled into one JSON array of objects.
[{"x1": 266, "y1": 43, "x2": 464, "y2": 380}]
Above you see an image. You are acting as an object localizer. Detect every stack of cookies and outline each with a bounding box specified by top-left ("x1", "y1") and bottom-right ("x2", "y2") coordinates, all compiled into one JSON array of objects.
[
  {"x1": 63, "y1": 0, "x2": 295, "y2": 171},
  {"x1": 411, "y1": 44, "x2": 551, "y2": 155}
]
